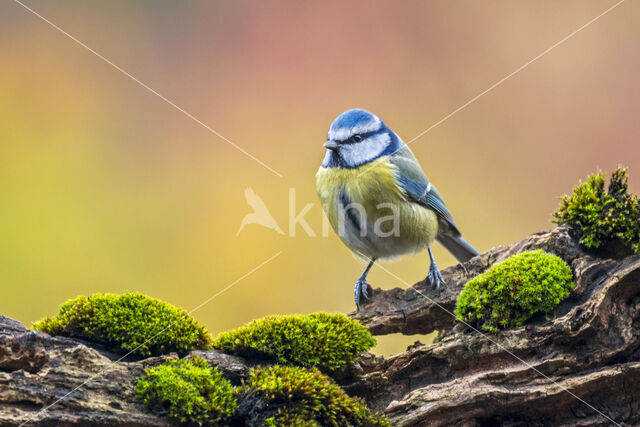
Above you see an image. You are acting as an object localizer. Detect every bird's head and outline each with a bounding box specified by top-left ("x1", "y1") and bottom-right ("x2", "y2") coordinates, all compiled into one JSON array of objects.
[{"x1": 321, "y1": 109, "x2": 401, "y2": 168}]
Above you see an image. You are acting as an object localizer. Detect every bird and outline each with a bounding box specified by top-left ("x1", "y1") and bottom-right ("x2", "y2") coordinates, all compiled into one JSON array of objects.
[
  {"x1": 316, "y1": 108, "x2": 478, "y2": 309},
  {"x1": 236, "y1": 187, "x2": 284, "y2": 236}
]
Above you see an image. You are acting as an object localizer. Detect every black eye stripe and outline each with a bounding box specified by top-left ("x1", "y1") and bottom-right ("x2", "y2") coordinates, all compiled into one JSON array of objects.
[{"x1": 337, "y1": 129, "x2": 381, "y2": 144}]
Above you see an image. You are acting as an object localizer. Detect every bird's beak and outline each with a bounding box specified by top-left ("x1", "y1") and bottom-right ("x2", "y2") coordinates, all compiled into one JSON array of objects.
[{"x1": 324, "y1": 140, "x2": 339, "y2": 151}]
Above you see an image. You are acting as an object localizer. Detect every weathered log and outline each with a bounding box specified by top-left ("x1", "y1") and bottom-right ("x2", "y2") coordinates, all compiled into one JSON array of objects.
[
  {"x1": 0, "y1": 318, "x2": 257, "y2": 426},
  {"x1": 345, "y1": 227, "x2": 640, "y2": 426},
  {"x1": 351, "y1": 227, "x2": 584, "y2": 336},
  {"x1": 1, "y1": 227, "x2": 639, "y2": 426}
]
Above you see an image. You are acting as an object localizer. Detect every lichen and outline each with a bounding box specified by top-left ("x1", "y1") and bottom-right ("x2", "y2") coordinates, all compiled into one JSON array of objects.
[
  {"x1": 243, "y1": 365, "x2": 389, "y2": 426},
  {"x1": 455, "y1": 250, "x2": 574, "y2": 332},
  {"x1": 212, "y1": 313, "x2": 375, "y2": 373},
  {"x1": 136, "y1": 356, "x2": 237, "y2": 425},
  {"x1": 553, "y1": 167, "x2": 640, "y2": 253},
  {"x1": 33, "y1": 292, "x2": 212, "y2": 357}
]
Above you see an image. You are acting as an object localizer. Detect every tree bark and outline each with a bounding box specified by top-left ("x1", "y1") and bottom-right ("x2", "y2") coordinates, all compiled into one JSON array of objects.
[
  {"x1": 346, "y1": 227, "x2": 640, "y2": 426},
  {"x1": 1, "y1": 227, "x2": 639, "y2": 426}
]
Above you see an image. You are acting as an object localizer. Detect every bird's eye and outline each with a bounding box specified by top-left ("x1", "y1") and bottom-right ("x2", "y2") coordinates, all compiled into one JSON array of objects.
[{"x1": 352, "y1": 134, "x2": 363, "y2": 142}]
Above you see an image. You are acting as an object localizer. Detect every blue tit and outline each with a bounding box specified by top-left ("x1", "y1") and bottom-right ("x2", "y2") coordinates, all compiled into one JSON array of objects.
[{"x1": 316, "y1": 108, "x2": 478, "y2": 309}]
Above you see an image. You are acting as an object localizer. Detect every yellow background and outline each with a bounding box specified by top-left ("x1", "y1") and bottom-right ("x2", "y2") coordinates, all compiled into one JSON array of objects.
[{"x1": 2, "y1": 1, "x2": 638, "y2": 355}]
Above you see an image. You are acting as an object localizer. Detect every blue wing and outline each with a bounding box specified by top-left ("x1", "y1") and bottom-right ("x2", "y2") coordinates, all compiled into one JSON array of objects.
[
  {"x1": 390, "y1": 152, "x2": 460, "y2": 235},
  {"x1": 388, "y1": 147, "x2": 479, "y2": 262}
]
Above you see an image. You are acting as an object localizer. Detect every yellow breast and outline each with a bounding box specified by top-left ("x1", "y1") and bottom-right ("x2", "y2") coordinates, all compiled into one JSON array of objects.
[
  {"x1": 316, "y1": 156, "x2": 439, "y2": 259},
  {"x1": 316, "y1": 156, "x2": 404, "y2": 211}
]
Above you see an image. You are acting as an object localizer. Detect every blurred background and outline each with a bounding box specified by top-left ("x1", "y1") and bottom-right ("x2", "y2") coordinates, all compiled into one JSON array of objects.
[{"x1": 1, "y1": 0, "x2": 638, "y2": 355}]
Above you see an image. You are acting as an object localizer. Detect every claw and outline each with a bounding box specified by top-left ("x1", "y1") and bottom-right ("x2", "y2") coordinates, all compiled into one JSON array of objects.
[
  {"x1": 426, "y1": 247, "x2": 446, "y2": 290},
  {"x1": 427, "y1": 263, "x2": 446, "y2": 290},
  {"x1": 354, "y1": 279, "x2": 370, "y2": 309},
  {"x1": 354, "y1": 259, "x2": 376, "y2": 310}
]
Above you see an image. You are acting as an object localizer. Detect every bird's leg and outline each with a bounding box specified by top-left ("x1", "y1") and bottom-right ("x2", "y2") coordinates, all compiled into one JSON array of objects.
[
  {"x1": 355, "y1": 258, "x2": 376, "y2": 310},
  {"x1": 427, "y1": 247, "x2": 446, "y2": 289}
]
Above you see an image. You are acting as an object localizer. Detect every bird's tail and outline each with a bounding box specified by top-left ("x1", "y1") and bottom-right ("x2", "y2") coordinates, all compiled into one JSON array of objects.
[{"x1": 437, "y1": 233, "x2": 479, "y2": 263}]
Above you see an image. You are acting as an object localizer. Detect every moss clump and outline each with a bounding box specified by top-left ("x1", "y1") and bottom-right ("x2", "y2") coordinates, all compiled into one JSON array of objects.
[
  {"x1": 33, "y1": 292, "x2": 212, "y2": 357},
  {"x1": 136, "y1": 356, "x2": 237, "y2": 424},
  {"x1": 212, "y1": 313, "x2": 375, "y2": 373},
  {"x1": 553, "y1": 167, "x2": 640, "y2": 253},
  {"x1": 244, "y1": 365, "x2": 389, "y2": 426},
  {"x1": 455, "y1": 250, "x2": 574, "y2": 332}
]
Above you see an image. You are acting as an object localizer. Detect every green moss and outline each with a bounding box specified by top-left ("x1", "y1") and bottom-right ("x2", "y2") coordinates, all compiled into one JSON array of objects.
[
  {"x1": 244, "y1": 365, "x2": 389, "y2": 426},
  {"x1": 553, "y1": 167, "x2": 640, "y2": 253},
  {"x1": 136, "y1": 356, "x2": 237, "y2": 425},
  {"x1": 33, "y1": 292, "x2": 212, "y2": 357},
  {"x1": 455, "y1": 250, "x2": 574, "y2": 332},
  {"x1": 212, "y1": 313, "x2": 375, "y2": 373}
]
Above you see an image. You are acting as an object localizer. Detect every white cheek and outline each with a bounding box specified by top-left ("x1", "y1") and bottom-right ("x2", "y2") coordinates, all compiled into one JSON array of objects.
[
  {"x1": 341, "y1": 133, "x2": 390, "y2": 167},
  {"x1": 322, "y1": 149, "x2": 333, "y2": 165}
]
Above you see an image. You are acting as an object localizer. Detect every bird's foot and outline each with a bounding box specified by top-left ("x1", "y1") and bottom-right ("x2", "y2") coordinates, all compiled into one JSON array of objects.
[
  {"x1": 354, "y1": 279, "x2": 371, "y2": 310},
  {"x1": 427, "y1": 263, "x2": 446, "y2": 290}
]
